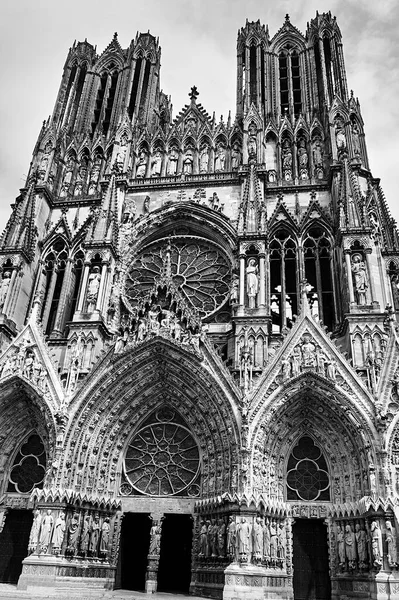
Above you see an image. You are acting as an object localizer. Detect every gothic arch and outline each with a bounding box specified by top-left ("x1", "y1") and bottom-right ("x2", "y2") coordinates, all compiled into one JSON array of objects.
[{"x1": 59, "y1": 338, "x2": 241, "y2": 499}]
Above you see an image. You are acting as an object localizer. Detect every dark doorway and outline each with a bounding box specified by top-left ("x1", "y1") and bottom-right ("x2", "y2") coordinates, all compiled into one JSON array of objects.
[
  {"x1": 0, "y1": 509, "x2": 33, "y2": 584},
  {"x1": 117, "y1": 513, "x2": 151, "y2": 591},
  {"x1": 157, "y1": 514, "x2": 193, "y2": 593},
  {"x1": 293, "y1": 519, "x2": 331, "y2": 600}
]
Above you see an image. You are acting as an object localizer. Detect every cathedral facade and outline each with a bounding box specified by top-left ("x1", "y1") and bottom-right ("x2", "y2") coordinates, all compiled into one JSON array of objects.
[{"x1": 1, "y1": 11, "x2": 399, "y2": 600}]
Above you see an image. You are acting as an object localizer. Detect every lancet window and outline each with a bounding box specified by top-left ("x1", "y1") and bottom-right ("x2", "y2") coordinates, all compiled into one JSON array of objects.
[
  {"x1": 278, "y1": 48, "x2": 302, "y2": 117},
  {"x1": 303, "y1": 228, "x2": 334, "y2": 329},
  {"x1": 40, "y1": 239, "x2": 68, "y2": 336},
  {"x1": 270, "y1": 229, "x2": 298, "y2": 332}
]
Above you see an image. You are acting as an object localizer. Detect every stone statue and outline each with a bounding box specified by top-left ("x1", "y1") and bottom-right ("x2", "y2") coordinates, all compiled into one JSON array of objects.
[
  {"x1": 217, "y1": 519, "x2": 226, "y2": 557},
  {"x1": 136, "y1": 150, "x2": 148, "y2": 178},
  {"x1": 227, "y1": 516, "x2": 236, "y2": 557},
  {"x1": 282, "y1": 139, "x2": 293, "y2": 180},
  {"x1": 28, "y1": 509, "x2": 42, "y2": 554},
  {"x1": 277, "y1": 522, "x2": 286, "y2": 560},
  {"x1": 86, "y1": 266, "x2": 101, "y2": 312},
  {"x1": 335, "y1": 117, "x2": 347, "y2": 150},
  {"x1": 0, "y1": 271, "x2": 11, "y2": 310},
  {"x1": 89, "y1": 515, "x2": 100, "y2": 556},
  {"x1": 66, "y1": 512, "x2": 80, "y2": 556},
  {"x1": 231, "y1": 143, "x2": 241, "y2": 169},
  {"x1": 344, "y1": 524, "x2": 356, "y2": 569},
  {"x1": 252, "y1": 516, "x2": 264, "y2": 560},
  {"x1": 199, "y1": 146, "x2": 209, "y2": 172},
  {"x1": 355, "y1": 522, "x2": 368, "y2": 567},
  {"x1": 230, "y1": 274, "x2": 239, "y2": 305},
  {"x1": 79, "y1": 515, "x2": 91, "y2": 556},
  {"x1": 386, "y1": 521, "x2": 398, "y2": 567},
  {"x1": 337, "y1": 524, "x2": 345, "y2": 566},
  {"x1": 351, "y1": 254, "x2": 368, "y2": 305},
  {"x1": 89, "y1": 155, "x2": 101, "y2": 193},
  {"x1": 297, "y1": 138, "x2": 309, "y2": 179},
  {"x1": 270, "y1": 520, "x2": 278, "y2": 561},
  {"x1": 52, "y1": 513, "x2": 66, "y2": 555},
  {"x1": 39, "y1": 510, "x2": 54, "y2": 553},
  {"x1": 351, "y1": 121, "x2": 361, "y2": 156},
  {"x1": 200, "y1": 520, "x2": 208, "y2": 556},
  {"x1": 149, "y1": 520, "x2": 162, "y2": 555},
  {"x1": 246, "y1": 259, "x2": 259, "y2": 309},
  {"x1": 167, "y1": 147, "x2": 178, "y2": 175},
  {"x1": 143, "y1": 195, "x2": 150, "y2": 213},
  {"x1": 214, "y1": 144, "x2": 226, "y2": 172},
  {"x1": 99, "y1": 517, "x2": 110, "y2": 557},
  {"x1": 237, "y1": 517, "x2": 251, "y2": 560},
  {"x1": 183, "y1": 149, "x2": 194, "y2": 174},
  {"x1": 263, "y1": 518, "x2": 271, "y2": 562},
  {"x1": 151, "y1": 150, "x2": 162, "y2": 176},
  {"x1": 116, "y1": 137, "x2": 128, "y2": 170},
  {"x1": 371, "y1": 520, "x2": 383, "y2": 566}
]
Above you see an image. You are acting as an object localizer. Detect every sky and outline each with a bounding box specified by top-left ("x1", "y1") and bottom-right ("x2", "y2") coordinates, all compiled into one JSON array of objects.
[{"x1": 0, "y1": 0, "x2": 398, "y2": 231}]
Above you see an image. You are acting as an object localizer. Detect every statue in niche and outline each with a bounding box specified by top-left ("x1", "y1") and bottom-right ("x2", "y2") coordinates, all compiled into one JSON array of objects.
[
  {"x1": 335, "y1": 116, "x2": 347, "y2": 151},
  {"x1": 183, "y1": 149, "x2": 194, "y2": 174},
  {"x1": 252, "y1": 516, "x2": 264, "y2": 561},
  {"x1": 351, "y1": 254, "x2": 368, "y2": 305},
  {"x1": 386, "y1": 521, "x2": 398, "y2": 567},
  {"x1": 136, "y1": 149, "x2": 148, "y2": 178},
  {"x1": 151, "y1": 150, "x2": 162, "y2": 176},
  {"x1": 227, "y1": 516, "x2": 236, "y2": 557},
  {"x1": 237, "y1": 517, "x2": 251, "y2": 560},
  {"x1": 199, "y1": 520, "x2": 208, "y2": 556},
  {"x1": 351, "y1": 120, "x2": 361, "y2": 156},
  {"x1": 355, "y1": 522, "x2": 368, "y2": 567},
  {"x1": 52, "y1": 513, "x2": 66, "y2": 555},
  {"x1": 149, "y1": 520, "x2": 162, "y2": 555},
  {"x1": 167, "y1": 147, "x2": 178, "y2": 175},
  {"x1": 79, "y1": 515, "x2": 91, "y2": 556},
  {"x1": 297, "y1": 138, "x2": 309, "y2": 179},
  {"x1": 344, "y1": 524, "x2": 356, "y2": 569},
  {"x1": 246, "y1": 258, "x2": 259, "y2": 309},
  {"x1": 66, "y1": 512, "x2": 80, "y2": 555},
  {"x1": 263, "y1": 518, "x2": 271, "y2": 562},
  {"x1": 199, "y1": 145, "x2": 209, "y2": 172},
  {"x1": 38, "y1": 142, "x2": 52, "y2": 180},
  {"x1": 99, "y1": 517, "x2": 110, "y2": 557},
  {"x1": 371, "y1": 520, "x2": 383, "y2": 566},
  {"x1": 231, "y1": 143, "x2": 241, "y2": 169},
  {"x1": 0, "y1": 271, "x2": 11, "y2": 310},
  {"x1": 270, "y1": 520, "x2": 278, "y2": 561},
  {"x1": 116, "y1": 136, "x2": 128, "y2": 170},
  {"x1": 28, "y1": 509, "x2": 42, "y2": 554},
  {"x1": 217, "y1": 519, "x2": 226, "y2": 557},
  {"x1": 60, "y1": 156, "x2": 74, "y2": 196},
  {"x1": 89, "y1": 155, "x2": 102, "y2": 193},
  {"x1": 39, "y1": 510, "x2": 54, "y2": 553},
  {"x1": 214, "y1": 143, "x2": 226, "y2": 171},
  {"x1": 337, "y1": 524, "x2": 345, "y2": 566},
  {"x1": 277, "y1": 522, "x2": 286, "y2": 560},
  {"x1": 301, "y1": 335, "x2": 316, "y2": 367},
  {"x1": 89, "y1": 515, "x2": 100, "y2": 556},
  {"x1": 282, "y1": 139, "x2": 293, "y2": 180},
  {"x1": 229, "y1": 274, "x2": 239, "y2": 305},
  {"x1": 86, "y1": 266, "x2": 101, "y2": 312},
  {"x1": 122, "y1": 197, "x2": 136, "y2": 224},
  {"x1": 326, "y1": 359, "x2": 337, "y2": 381},
  {"x1": 143, "y1": 195, "x2": 150, "y2": 213}
]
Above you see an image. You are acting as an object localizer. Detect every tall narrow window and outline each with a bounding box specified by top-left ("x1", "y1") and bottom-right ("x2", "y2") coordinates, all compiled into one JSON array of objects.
[
  {"x1": 60, "y1": 64, "x2": 77, "y2": 125},
  {"x1": 270, "y1": 230, "x2": 298, "y2": 332},
  {"x1": 249, "y1": 45, "x2": 257, "y2": 106},
  {"x1": 279, "y1": 53, "x2": 289, "y2": 114},
  {"x1": 128, "y1": 57, "x2": 142, "y2": 119},
  {"x1": 102, "y1": 71, "x2": 118, "y2": 135},
  {"x1": 291, "y1": 51, "x2": 302, "y2": 115},
  {"x1": 91, "y1": 72, "x2": 108, "y2": 136},
  {"x1": 303, "y1": 228, "x2": 334, "y2": 329},
  {"x1": 139, "y1": 60, "x2": 151, "y2": 116},
  {"x1": 69, "y1": 63, "x2": 87, "y2": 130},
  {"x1": 323, "y1": 37, "x2": 334, "y2": 102},
  {"x1": 314, "y1": 42, "x2": 324, "y2": 110}
]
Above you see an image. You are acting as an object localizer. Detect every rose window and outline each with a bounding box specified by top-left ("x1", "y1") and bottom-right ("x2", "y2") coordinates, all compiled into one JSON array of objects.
[
  {"x1": 286, "y1": 436, "x2": 330, "y2": 501},
  {"x1": 124, "y1": 237, "x2": 231, "y2": 318},
  {"x1": 124, "y1": 410, "x2": 200, "y2": 496}
]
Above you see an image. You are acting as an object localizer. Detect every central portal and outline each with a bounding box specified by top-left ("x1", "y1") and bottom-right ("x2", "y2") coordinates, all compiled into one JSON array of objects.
[
  {"x1": 292, "y1": 519, "x2": 330, "y2": 600},
  {"x1": 157, "y1": 514, "x2": 193, "y2": 593}
]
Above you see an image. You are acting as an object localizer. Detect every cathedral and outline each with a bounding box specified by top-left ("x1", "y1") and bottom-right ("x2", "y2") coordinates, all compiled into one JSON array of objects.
[{"x1": 1, "y1": 10, "x2": 399, "y2": 600}]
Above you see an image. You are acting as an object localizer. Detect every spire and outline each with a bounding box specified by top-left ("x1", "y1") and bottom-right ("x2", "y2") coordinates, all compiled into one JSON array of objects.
[{"x1": 237, "y1": 165, "x2": 266, "y2": 234}]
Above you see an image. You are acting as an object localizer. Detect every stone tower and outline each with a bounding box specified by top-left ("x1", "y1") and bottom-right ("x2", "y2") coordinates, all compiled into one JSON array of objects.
[{"x1": 0, "y1": 12, "x2": 399, "y2": 600}]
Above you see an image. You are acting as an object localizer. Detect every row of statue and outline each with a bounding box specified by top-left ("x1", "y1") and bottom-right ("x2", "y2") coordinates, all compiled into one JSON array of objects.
[
  {"x1": 336, "y1": 520, "x2": 398, "y2": 571},
  {"x1": 114, "y1": 306, "x2": 202, "y2": 355},
  {"x1": 28, "y1": 509, "x2": 111, "y2": 559},
  {"x1": 199, "y1": 516, "x2": 286, "y2": 567},
  {"x1": 280, "y1": 334, "x2": 337, "y2": 381},
  {"x1": 0, "y1": 340, "x2": 49, "y2": 391}
]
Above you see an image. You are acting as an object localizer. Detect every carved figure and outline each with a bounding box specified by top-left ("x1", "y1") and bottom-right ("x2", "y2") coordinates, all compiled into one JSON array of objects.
[
  {"x1": 270, "y1": 520, "x2": 278, "y2": 560},
  {"x1": 66, "y1": 512, "x2": 80, "y2": 555},
  {"x1": 282, "y1": 139, "x2": 293, "y2": 180},
  {"x1": 237, "y1": 517, "x2": 251, "y2": 559},
  {"x1": 151, "y1": 150, "x2": 162, "y2": 176},
  {"x1": 301, "y1": 336, "x2": 316, "y2": 367},
  {"x1": 345, "y1": 524, "x2": 356, "y2": 568},
  {"x1": 52, "y1": 513, "x2": 66, "y2": 554},
  {"x1": 167, "y1": 147, "x2": 178, "y2": 175},
  {"x1": 28, "y1": 509, "x2": 42, "y2": 554},
  {"x1": 86, "y1": 266, "x2": 101, "y2": 312},
  {"x1": 215, "y1": 144, "x2": 226, "y2": 171},
  {"x1": 89, "y1": 515, "x2": 100, "y2": 556},
  {"x1": 39, "y1": 510, "x2": 54, "y2": 553},
  {"x1": 149, "y1": 520, "x2": 162, "y2": 555},
  {"x1": 79, "y1": 515, "x2": 91, "y2": 556},
  {"x1": 100, "y1": 517, "x2": 110, "y2": 557},
  {"x1": 355, "y1": 522, "x2": 368, "y2": 566},
  {"x1": 386, "y1": 521, "x2": 398, "y2": 567},
  {"x1": 252, "y1": 516, "x2": 264, "y2": 560},
  {"x1": 227, "y1": 516, "x2": 236, "y2": 557},
  {"x1": 200, "y1": 520, "x2": 208, "y2": 556},
  {"x1": 231, "y1": 143, "x2": 241, "y2": 169},
  {"x1": 263, "y1": 518, "x2": 271, "y2": 561},
  {"x1": 297, "y1": 138, "x2": 309, "y2": 179},
  {"x1": 351, "y1": 121, "x2": 361, "y2": 156},
  {"x1": 371, "y1": 520, "x2": 383, "y2": 566},
  {"x1": 282, "y1": 356, "x2": 291, "y2": 381},
  {"x1": 246, "y1": 259, "x2": 259, "y2": 309},
  {"x1": 183, "y1": 149, "x2": 194, "y2": 174},
  {"x1": 335, "y1": 117, "x2": 347, "y2": 150},
  {"x1": 337, "y1": 525, "x2": 345, "y2": 565},
  {"x1": 230, "y1": 275, "x2": 239, "y2": 305},
  {"x1": 351, "y1": 254, "x2": 368, "y2": 305},
  {"x1": 136, "y1": 150, "x2": 148, "y2": 178},
  {"x1": 326, "y1": 359, "x2": 337, "y2": 381},
  {"x1": 278, "y1": 522, "x2": 286, "y2": 560},
  {"x1": 89, "y1": 155, "x2": 101, "y2": 193},
  {"x1": 0, "y1": 271, "x2": 11, "y2": 310},
  {"x1": 199, "y1": 146, "x2": 209, "y2": 172},
  {"x1": 217, "y1": 519, "x2": 226, "y2": 557},
  {"x1": 143, "y1": 195, "x2": 151, "y2": 213}
]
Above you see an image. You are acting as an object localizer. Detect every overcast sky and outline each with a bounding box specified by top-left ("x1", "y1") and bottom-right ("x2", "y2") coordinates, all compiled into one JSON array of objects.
[{"x1": 0, "y1": 0, "x2": 398, "y2": 231}]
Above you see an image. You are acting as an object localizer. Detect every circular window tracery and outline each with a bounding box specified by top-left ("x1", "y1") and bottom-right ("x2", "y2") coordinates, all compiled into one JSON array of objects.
[
  {"x1": 286, "y1": 436, "x2": 330, "y2": 501},
  {"x1": 7, "y1": 434, "x2": 46, "y2": 494},
  {"x1": 124, "y1": 409, "x2": 200, "y2": 496},
  {"x1": 124, "y1": 236, "x2": 231, "y2": 318}
]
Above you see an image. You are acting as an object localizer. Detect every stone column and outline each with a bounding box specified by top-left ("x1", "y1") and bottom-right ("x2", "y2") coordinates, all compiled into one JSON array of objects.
[
  {"x1": 259, "y1": 253, "x2": 266, "y2": 307},
  {"x1": 41, "y1": 265, "x2": 59, "y2": 329},
  {"x1": 145, "y1": 515, "x2": 163, "y2": 593},
  {"x1": 365, "y1": 250, "x2": 378, "y2": 306},
  {"x1": 2, "y1": 268, "x2": 17, "y2": 316},
  {"x1": 239, "y1": 254, "x2": 245, "y2": 306},
  {"x1": 345, "y1": 251, "x2": 356, "y2": 306},
  {"x1": 76, "y1": 264, "x2": 90, "y2": 312},
  {"x1": 51, "y1": 258, "x2": 73, "y2": 337},
  {"x1": 96, "y1": 263, "x2": 108, "y2": 312}
]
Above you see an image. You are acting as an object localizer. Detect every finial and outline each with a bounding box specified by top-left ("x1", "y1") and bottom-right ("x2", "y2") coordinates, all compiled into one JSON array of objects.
[
  {"x1": 285, "y1": 13, "x2": 290, "y2": 22},
  {"x1": 113, "y1": 32, "x2": 118, "y2": 40},
  {"x1": 189, "y1": 86, "x2": 199, "y2": 103}
]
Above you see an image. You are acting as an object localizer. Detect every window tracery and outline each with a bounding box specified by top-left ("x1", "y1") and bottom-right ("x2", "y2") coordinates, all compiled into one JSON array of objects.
[
  {"x1": 7, "y1": 434, "x2": 46, "y2": 494},
  {"x1": 303, "y1": 227, "x2": 334, "y2": 328},
  {"x1": 270, "y1": 229, "x2": 298, "y2": 332},
  {"x1": 286, "y1": 436, "x2": 330, "y2": 501}
]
